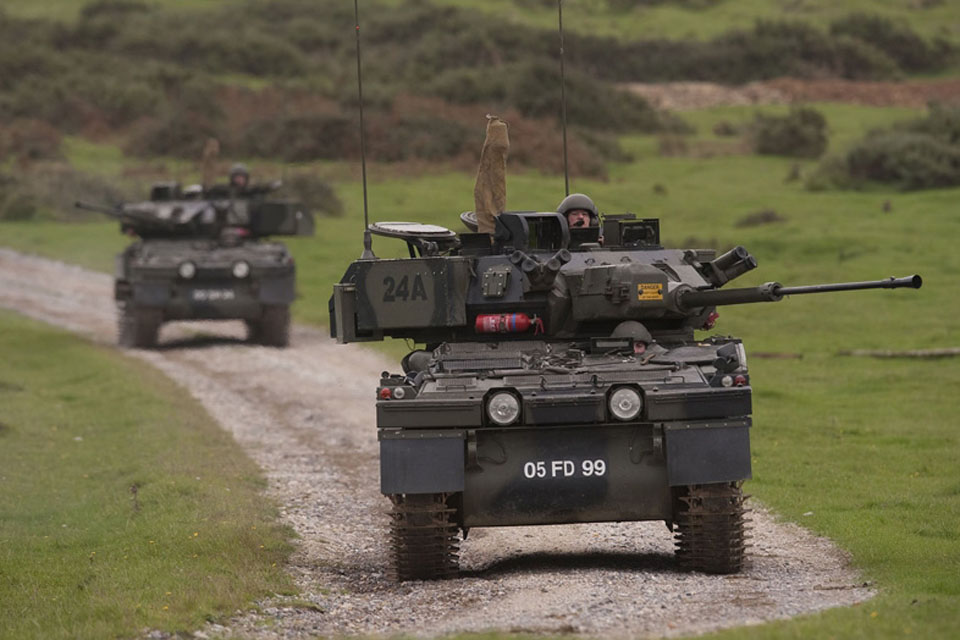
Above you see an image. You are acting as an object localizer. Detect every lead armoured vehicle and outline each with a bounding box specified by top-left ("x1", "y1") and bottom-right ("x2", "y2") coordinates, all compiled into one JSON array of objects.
[
  {"x1": 330, "y1": 208, "x2": 920, "y2": 580},
  {"x1": 78, "y1": 180, "x2": 314, "y2": 348}
]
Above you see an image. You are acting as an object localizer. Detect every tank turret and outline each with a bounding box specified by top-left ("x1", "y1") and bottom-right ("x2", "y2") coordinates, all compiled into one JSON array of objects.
[
  {"x1": 331, "y1": 211, "x2": 920, "y2": 345},
  {"x1": 76, "y1": 179, "x2": 314, "y2": 240}
]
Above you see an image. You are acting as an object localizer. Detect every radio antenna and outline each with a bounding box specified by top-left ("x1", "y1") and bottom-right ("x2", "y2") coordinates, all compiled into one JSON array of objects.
[
  {"x1": 354, "y1": 0, "x2": 375, "y2": 259},
  {"x1": 558, "y1": 0, "x2": 570, "y2": 197}
]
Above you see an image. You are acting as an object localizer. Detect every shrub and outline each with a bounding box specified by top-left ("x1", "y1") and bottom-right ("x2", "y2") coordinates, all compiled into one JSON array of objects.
[
  {"x1": 125, "y1": 110, "x2": 223, "y2": 158},
  {"x1": 752, "y1": 107, "x2": 828, "y2": 159},
  {"x1": 0, "y1": 192, "x2": 37, "y2": 221},
  {"x1": 898, "y1": 103, "x2": 960, "y2": 143},
  {"x1": 3, "y1": 119, "x2": 63, "y2": 163},
  {"x1": 79, "y1": 0, "x2": 151, "y2": 20},
  {"x1": 368, "y1": 116, "x2": 470, "y2": 162},
  {"x1": 845, "y1": 132, "x2": 960, "y2": 190},
  {"x1": 237, "y1": 112, "x2": 356, "y2": 162},
  {"x1": 0, "y1": 166, "x2": 127, "y2": 221},
  {"x1": 831, "y1": 13, "x2": 950, "y2": 73},
  {"x1": 808, "y1": 105, "x2": 960, "y2": 191},
  {"x1": 805, "y1": 155, "x2": 857, "y2": 191},
  {"x1": 281, "y1": 172, "x2": 343, "y2": 217}
]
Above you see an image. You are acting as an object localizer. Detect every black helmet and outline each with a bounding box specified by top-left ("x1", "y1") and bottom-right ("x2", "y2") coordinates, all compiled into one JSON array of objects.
[
  {"x1": 557, "y1": 193, "x2": 599, "y2": 224},
  {"x1": 611, "y1": 320, "x2": 652, "y2": 344},
  {"x1": 229, "y1": 163, "x2": 249, "y2": 180}
]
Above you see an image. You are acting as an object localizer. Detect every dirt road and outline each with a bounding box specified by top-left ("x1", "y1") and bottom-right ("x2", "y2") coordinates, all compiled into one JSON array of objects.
[{"x1": 0, "y1": 248, "x2": 872, "y2": 638}]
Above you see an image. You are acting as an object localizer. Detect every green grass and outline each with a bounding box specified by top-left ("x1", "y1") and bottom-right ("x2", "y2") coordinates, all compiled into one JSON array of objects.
[
  {"x1": 2, "y1": 0, "x2": 227, "y2": 21},
  {"x1": 399, "y1": 0, "x2": 960, "y2": 42},
  {"x1": 702, "y1": 355, "x2": 960, "y2": 639},
  {"x1": 3, "y1": 101, "x2": 960, "y2": 637},
  {"x1": 0, "y1": 310, "x2": 294, "y2": 640},
  {"x1": 9, "y1": 0, "x2": 960, "y2": 43}
]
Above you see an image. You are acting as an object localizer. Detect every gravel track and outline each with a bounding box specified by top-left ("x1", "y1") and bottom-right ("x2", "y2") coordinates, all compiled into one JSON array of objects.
[{"x1": 0, "y1": 248, "x2": 873, "y2": 638}]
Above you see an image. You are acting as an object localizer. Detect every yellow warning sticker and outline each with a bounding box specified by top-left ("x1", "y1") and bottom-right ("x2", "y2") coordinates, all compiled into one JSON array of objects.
[{"x1": 637, "y1": 283, "x2": 663, "y2": 301}]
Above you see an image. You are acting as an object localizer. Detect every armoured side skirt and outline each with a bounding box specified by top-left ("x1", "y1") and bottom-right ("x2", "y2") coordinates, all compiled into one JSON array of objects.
[{"x1": 379, "y1": 419, "x2": 751, "y2": 528}]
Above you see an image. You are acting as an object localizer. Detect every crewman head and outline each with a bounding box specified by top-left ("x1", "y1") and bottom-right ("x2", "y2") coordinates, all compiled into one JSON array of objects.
[
  {"x1": 229, "y1": 163, "x2": 250, "y2": 190},
  {"x1": 556, "y1": 193, "x2": 599, "y2": 228}
]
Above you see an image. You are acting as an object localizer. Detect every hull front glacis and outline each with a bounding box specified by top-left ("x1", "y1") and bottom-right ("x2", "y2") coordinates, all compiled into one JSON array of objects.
[{"x1": 376, "y1": 339, "x2": 752, "y2": 528}]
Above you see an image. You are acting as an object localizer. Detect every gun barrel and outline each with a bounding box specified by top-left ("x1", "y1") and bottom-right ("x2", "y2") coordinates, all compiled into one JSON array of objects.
[
  {"x1": 678, "y1": 275, "x2": 922, "y2": 309},
  {"x1": 777, "y1": 274, "x2": 922, "y2": 296},
  {"x1": 74, "y1": 201, "x2": 121, "y2": 217},
  {"x1": 679, "y1": 282, "x2": 783, "y2": 308}
]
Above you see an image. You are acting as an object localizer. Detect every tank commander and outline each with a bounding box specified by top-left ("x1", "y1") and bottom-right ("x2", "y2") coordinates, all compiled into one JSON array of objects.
[
  {"x1": 556, "y1": 192, "x2": 600, "y2": 229},
  {"x1": 229, "y1": 163, "x2": 250, "y2": 194}
]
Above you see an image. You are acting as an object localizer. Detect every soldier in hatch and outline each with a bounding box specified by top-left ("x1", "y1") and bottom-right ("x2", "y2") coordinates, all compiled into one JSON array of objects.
[
  {"x1": 229, "y1": 163, "x2": 250, "y2": 194},
  {"x1": 556, "y1": 192, "x2": 600, "y2": 229}
]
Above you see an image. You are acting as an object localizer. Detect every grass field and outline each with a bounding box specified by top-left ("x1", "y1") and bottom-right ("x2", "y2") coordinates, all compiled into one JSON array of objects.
[
  {"x1": 8, "y1": 0, "x2": 960, "y2": 43},
  {"x1": 431, "y1": 0, "x2": 960, "y2": 42},
  {"x1": 3, "y1": 97, "x2": 959, "y2": 638},
  {"x1": 0, "y1": 310, "x2": 294, "y2": 640}
]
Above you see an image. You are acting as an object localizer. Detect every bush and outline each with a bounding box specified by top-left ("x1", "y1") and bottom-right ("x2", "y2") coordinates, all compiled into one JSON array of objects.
[
  {"x1": 752, "y1": 107, "x2": 828, "y2": 159},
  {"x1": 2, "y1": 119, "x2": 63, "y2": 163},
  {"x1": 898, "y1": 103, "x2": 960, "y2": 143},
  {"x1": 845, "y1": 132, "x2": 960, "y2": 190},
  {"x1": 281, "y1": 172, "x2": 343, "y2": 217},
  {"x1": 0, "y1": 166, "x2": 127, "y2": 221},
  {"x1": 808, "y1": 105, "x2": 960, "y2": 191},
  {"x1": 831, "y1": 13, "x2": 950, "y2": 73},
  {"x1": 427, "y1": 59, "x2": 676, "y2": 133},
  {"x1": 79, "y1": 0, "x2": 151, "y2": 20},
  {"x1": 237, "y1": 112, "x2": 356, "y2": 162},
  {"x1": 368, "y1": 116, "x2": 470, "y2": 162},
  {"x1": 125, "y1": 110, "x2": 223, "y2": 158}
]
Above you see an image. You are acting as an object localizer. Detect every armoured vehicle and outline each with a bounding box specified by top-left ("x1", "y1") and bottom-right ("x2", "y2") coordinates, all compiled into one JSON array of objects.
[
  {"x1": 330, "y1": 208, "x2": 920, "y2": 580},
  {"x1": 78, "y1": 180, "x2": 314, "y2": 348}
]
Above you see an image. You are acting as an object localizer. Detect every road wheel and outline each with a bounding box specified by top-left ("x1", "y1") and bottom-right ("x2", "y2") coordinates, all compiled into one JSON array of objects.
[
  {"x1": 257, "y1": 305, "x2": 290, "y2": 347},
  {"x1": 118, "y1": 304, "x2": 161, "y2": 349},
  {"x1": 673, "y1": 481, "x2": 748, "y2": 574},
  {"x1": 388, "y1": 493, "x2": 461, "y2": 581}
]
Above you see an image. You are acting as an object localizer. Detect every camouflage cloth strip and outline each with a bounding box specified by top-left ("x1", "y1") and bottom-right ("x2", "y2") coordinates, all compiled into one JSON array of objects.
[{"x1": 473, "y1": 115, "x2": 509, "y2": 235}]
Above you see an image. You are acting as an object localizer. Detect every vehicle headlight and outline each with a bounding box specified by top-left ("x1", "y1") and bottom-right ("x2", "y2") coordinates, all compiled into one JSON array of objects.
[
  {"x1": 232, "y1": 260, "x2": 250, "y2": 278},
  {"x1": 609, "y1": 387, "x2": 642, "y2": 421},
  {"x1": 487, "y1": 392, "x2": 520, "y2": 426},
  {"x1": 178, "y1": 261, "x2": 196, "y2": 279}
]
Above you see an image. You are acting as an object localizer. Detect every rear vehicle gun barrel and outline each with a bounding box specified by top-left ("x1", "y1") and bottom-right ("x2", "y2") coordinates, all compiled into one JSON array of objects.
[
  {"x1": 75, "y1": 200, "x2": 122, "y2": 217},
  {"x1": 677, "y1": 275, "x2": 923, "y2": 309}
]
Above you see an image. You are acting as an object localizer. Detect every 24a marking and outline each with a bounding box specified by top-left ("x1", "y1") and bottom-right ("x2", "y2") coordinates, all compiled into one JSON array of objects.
[{"x1": 383, "y1": 275, "x2": 428, "y2": 302}]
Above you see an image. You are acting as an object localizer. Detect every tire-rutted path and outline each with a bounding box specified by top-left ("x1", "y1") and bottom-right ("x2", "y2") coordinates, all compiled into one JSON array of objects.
[{"x1": 0, "y1": 248, "x2": 873, "y2": 638}]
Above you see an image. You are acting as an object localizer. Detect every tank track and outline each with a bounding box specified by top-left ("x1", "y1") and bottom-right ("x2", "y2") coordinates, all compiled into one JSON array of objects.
[
  {"x1": 674, "y1": 481, "x2": 749, "y2": 574},
  {"x1": 388, "y1": 493, "x2": 460, "y2": 581},
  {"x1": 117, "y1": 303, "x2": 161, "y2": 348}
]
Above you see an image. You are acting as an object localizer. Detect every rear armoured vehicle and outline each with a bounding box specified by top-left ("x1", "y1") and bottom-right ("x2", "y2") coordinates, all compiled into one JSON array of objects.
[
  {"x1": 78, "y1": 179, "x2": 313, "y2": 348},
  {"x1": 330, "y1": 209, "x2": 920, "y2": 580}
]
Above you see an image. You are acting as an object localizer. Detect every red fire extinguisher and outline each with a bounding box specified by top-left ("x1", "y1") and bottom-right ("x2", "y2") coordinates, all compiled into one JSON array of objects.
[{"x1": 475, "y1": 313, "x2": 544, "y2": 334}]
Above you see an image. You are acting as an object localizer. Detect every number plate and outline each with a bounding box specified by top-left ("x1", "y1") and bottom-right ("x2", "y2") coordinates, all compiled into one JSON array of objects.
[
  {"x1": 191, "y1": 289, "x2": 236, "y2": 301},
  {"x1": 521, "y1": 459, "x2": 607, "y2": 479}
]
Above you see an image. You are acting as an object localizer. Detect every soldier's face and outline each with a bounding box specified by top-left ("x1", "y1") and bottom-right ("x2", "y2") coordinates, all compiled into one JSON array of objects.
[
  {"x1": 232, "y1": 174, "x2": 248, "y2": 188},
  {"x1": 567, "y1": 209, "x2": 591, "y2": 228}
]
